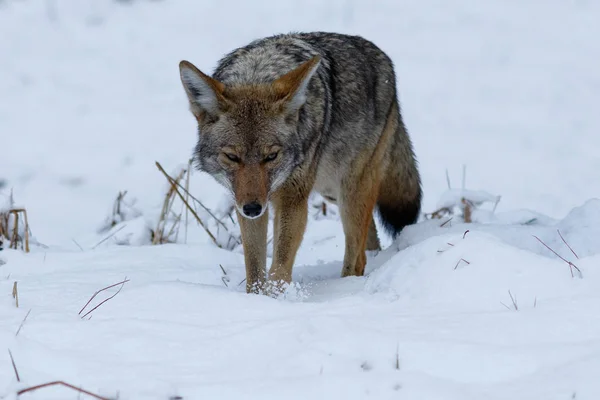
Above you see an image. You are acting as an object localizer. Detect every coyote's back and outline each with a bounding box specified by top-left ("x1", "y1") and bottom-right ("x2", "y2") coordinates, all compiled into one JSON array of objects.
[{"x1": 179, "y1": 32, "x2": 421, "y2": 293}]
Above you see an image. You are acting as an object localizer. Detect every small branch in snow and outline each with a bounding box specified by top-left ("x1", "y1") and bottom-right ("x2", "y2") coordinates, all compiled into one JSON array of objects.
[
  {"x1": 395, "y1": 343, "x2": 400, "y2": 370},
  {"x1": 445, "y1": 168, "x2": 451, "y2": 189},
  {"x1": 79, "y1": 278, "x2": 129, "y2": 319},
  {"x1": 557, "y1": 229, "x2": 579, "y2": 260},
  {"x1": 439, "y1": 217, "x2": 452, "y2": 227},
  {"x1": 437, "y1": 242, "x2": 454, "y2": 253},
  {"x1": 453, "y1": 258, "x2": 470, "y2": 270},
  {"x1": 508, "y1": 290, "x2": 518, "y2": 311},
  {"x1": 501, "y1": 291, "x2": 519, "y2": 311},
  {"x1": 8, "y1": 349, "x2": 20, "y2": 382},
  {"x1": 492, "y1": 195, "x2": 502, "y2": 213},
  {"x1": 425, "y1": 206, "x2": 452, "y2": 220},
  {"x1": 17, "y1": 381, "x2": 112, "y2": 400},
  {"x1": 219, "y1": 264, "x2": 230, "y2": 287},
  {"x1": 533, "y1": 235, "x2": 582, "y2": 278},
  {"x1": 463, "y1": 230, "x2": 470, "y2": 239},
  {"x1": 15, "y1": 309, "x2": 31, "y2": 337},
  {"x1": 72, "y1": 238, "x2": 84, "y2": 251}
]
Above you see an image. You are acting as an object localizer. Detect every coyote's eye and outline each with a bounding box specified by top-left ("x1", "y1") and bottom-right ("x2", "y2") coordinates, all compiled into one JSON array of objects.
[
  {"x1": 264, "y1": 152, "x2": 278, "y2": 162},
  {"x1": 224, "y1": 153, "x2": 240, "y2": 163}
]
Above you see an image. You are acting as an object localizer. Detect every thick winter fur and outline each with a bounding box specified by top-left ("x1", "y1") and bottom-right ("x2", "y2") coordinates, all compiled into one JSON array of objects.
[{"x1": 179, "y1": 32, "x2": 422, "y2": 294}]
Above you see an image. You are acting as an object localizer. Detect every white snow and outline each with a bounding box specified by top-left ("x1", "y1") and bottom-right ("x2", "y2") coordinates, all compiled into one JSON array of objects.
[{"x1": 1, "y1": 0, "x2": 600, "y2": 399}]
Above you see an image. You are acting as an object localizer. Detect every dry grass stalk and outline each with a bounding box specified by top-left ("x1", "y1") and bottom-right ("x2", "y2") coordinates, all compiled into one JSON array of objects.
[
  {"x1": 15, "y1": 309, "x2": 32, "y2": 337},
  {"x1": 219, "y1": 264, "x2": 230, "y2": 287},
  {"x1": 557, "y1": 229, "x2": 579, "y2": 259},
  {"x1": 501, "y1": 290, "x2": 519, "y2": 311},
  {"x1": 533, "y1": 235, "x2": 582, "y2": 278},
  {"x1": 424, "y1": 207, "x2": 453, "y2": 220},
  {"x1": 184, "y1": 158, "x2": 192, "y2": 243},
  {"x1": 113, "y1": 191, "x2": 128, "y2": 221},
  {"x1": 0, "y1": 208, "x2": 30, "y2": 253},
  {"x1": 454, "y1": 258, "x2": 470, "y2": 270},
  {"x1": 153, "y1": 167, "x2": 186, "y2": 245},
  {"x1": 93, "y1": 225, "x2": 127, "y2": 249},
  {"x1": 461, "y1": 198, "x2": 472, "y2": 223},
  {"x1": 155, "y1": 161, "x2": 221, "y2": 247},
  {"x1": 8, "y1": 349, "x2": 20, "y2": 382},
  {"x1": 440, "y1": 217, "x2": 453, "y2": 227},
  {"x1": 79, "y1": 278, "x2": 129, "y2": 319},
  {"x1": 17, "y1": 381, "x2": 112, "y2": 400},
  {"x1": 12, "y1": 281, "x2": 18, "y2": 308},
  {"x1": 162, "y1": 164, "x2": 233, "y2": 233}
]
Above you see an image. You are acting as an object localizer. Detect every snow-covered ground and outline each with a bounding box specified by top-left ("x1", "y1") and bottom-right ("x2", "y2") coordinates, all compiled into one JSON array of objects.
[{"x1": 1, "y1": 0, "x2": 600, "y2": 399}]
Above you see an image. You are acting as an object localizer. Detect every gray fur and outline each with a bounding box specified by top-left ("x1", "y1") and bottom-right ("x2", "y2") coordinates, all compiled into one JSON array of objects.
[
  {"x1": 180, "y1": 32, "x2": 422, "y2": 291},
  {"x1": 194, "y1": 32, "x2": 420, "y2": 236}
]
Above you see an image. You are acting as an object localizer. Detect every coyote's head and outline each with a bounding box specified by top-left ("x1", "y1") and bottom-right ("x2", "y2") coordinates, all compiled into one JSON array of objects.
[{"x1": 179, "y1": 56, "x2": 320, "y2": 219}]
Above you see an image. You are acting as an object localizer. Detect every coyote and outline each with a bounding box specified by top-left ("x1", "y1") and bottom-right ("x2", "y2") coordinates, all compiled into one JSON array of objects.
[{"x1": 179, "y1": 32, "x2": 421, "y2": 294}]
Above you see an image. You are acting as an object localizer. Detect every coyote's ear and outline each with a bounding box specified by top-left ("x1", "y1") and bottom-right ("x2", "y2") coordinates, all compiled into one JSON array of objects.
[
  {"x1": 179, "y1": 60, "x2": 226, "y2": 116},
  {"x1": 273, "y1": 56, "x2": 321, "y2": 113}
]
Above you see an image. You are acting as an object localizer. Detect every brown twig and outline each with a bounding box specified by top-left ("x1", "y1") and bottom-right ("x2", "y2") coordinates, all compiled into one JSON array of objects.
[
  {"x1": 79, "y1": 278, "x2": 129, "y2": 318},
  {"x1": 17, "y1": 381, "x2": 111, "y2": 400},
  {"x1": 153, "y1": 168, "x2": 185, "y2": 244},
  {"x1": 557, "y1": 229, "x2": 579, "y2": 259},
  {"x1": 437, "y1": 242, "x2": 454, "y2": 253},
  {"x1": 156, "y1": 162, "x2": 220, "y2": 247},
  {"x1": 533, "y1": 235, "x2": 582, "y2": 278},
  {"x1": 454, "y1": 258, "x2": 470, "y2": 270},
  {"x1": 8, "y1": 349, "x2": 20, "y2": 382},
  {"x1": 15, "y1": 309, "x2": 32, "y2": 336},
  {"x1": 440, "y1": 217, "x2": 453, "y2": 227},
  {"x1": 425, "y1": 207, "x2": 453, "y2": 220}
]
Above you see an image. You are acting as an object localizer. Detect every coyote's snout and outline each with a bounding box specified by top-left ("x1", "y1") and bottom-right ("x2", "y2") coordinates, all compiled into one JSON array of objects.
[{"x1": 179, "y1": 32, "x2": 422, "y2": 294}]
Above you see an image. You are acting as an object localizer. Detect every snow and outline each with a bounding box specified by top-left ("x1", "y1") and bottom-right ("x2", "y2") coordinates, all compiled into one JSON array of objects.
[{"x1": 1, "y1": 0, "x2": 600, "y2": 399}]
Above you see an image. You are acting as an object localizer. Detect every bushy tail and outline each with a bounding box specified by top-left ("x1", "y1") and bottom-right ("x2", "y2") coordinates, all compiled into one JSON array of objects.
[{"x1": 376, "y1": 116, "x2": 422, "y2": 239}]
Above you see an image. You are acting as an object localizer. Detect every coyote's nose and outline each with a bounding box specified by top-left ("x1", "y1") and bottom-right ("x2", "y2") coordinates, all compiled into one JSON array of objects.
[{"x1": 242, "y1": 202, "x2": 263, "y2": 218}]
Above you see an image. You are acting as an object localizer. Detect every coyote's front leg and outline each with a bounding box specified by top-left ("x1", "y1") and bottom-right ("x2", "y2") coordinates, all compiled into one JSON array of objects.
[
  {"x1": 267, "y1": 194, "x2": 309, "y2": 293},
  {"x1": 237, "y1": 209, "x2": 268, "y2": 294}
]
